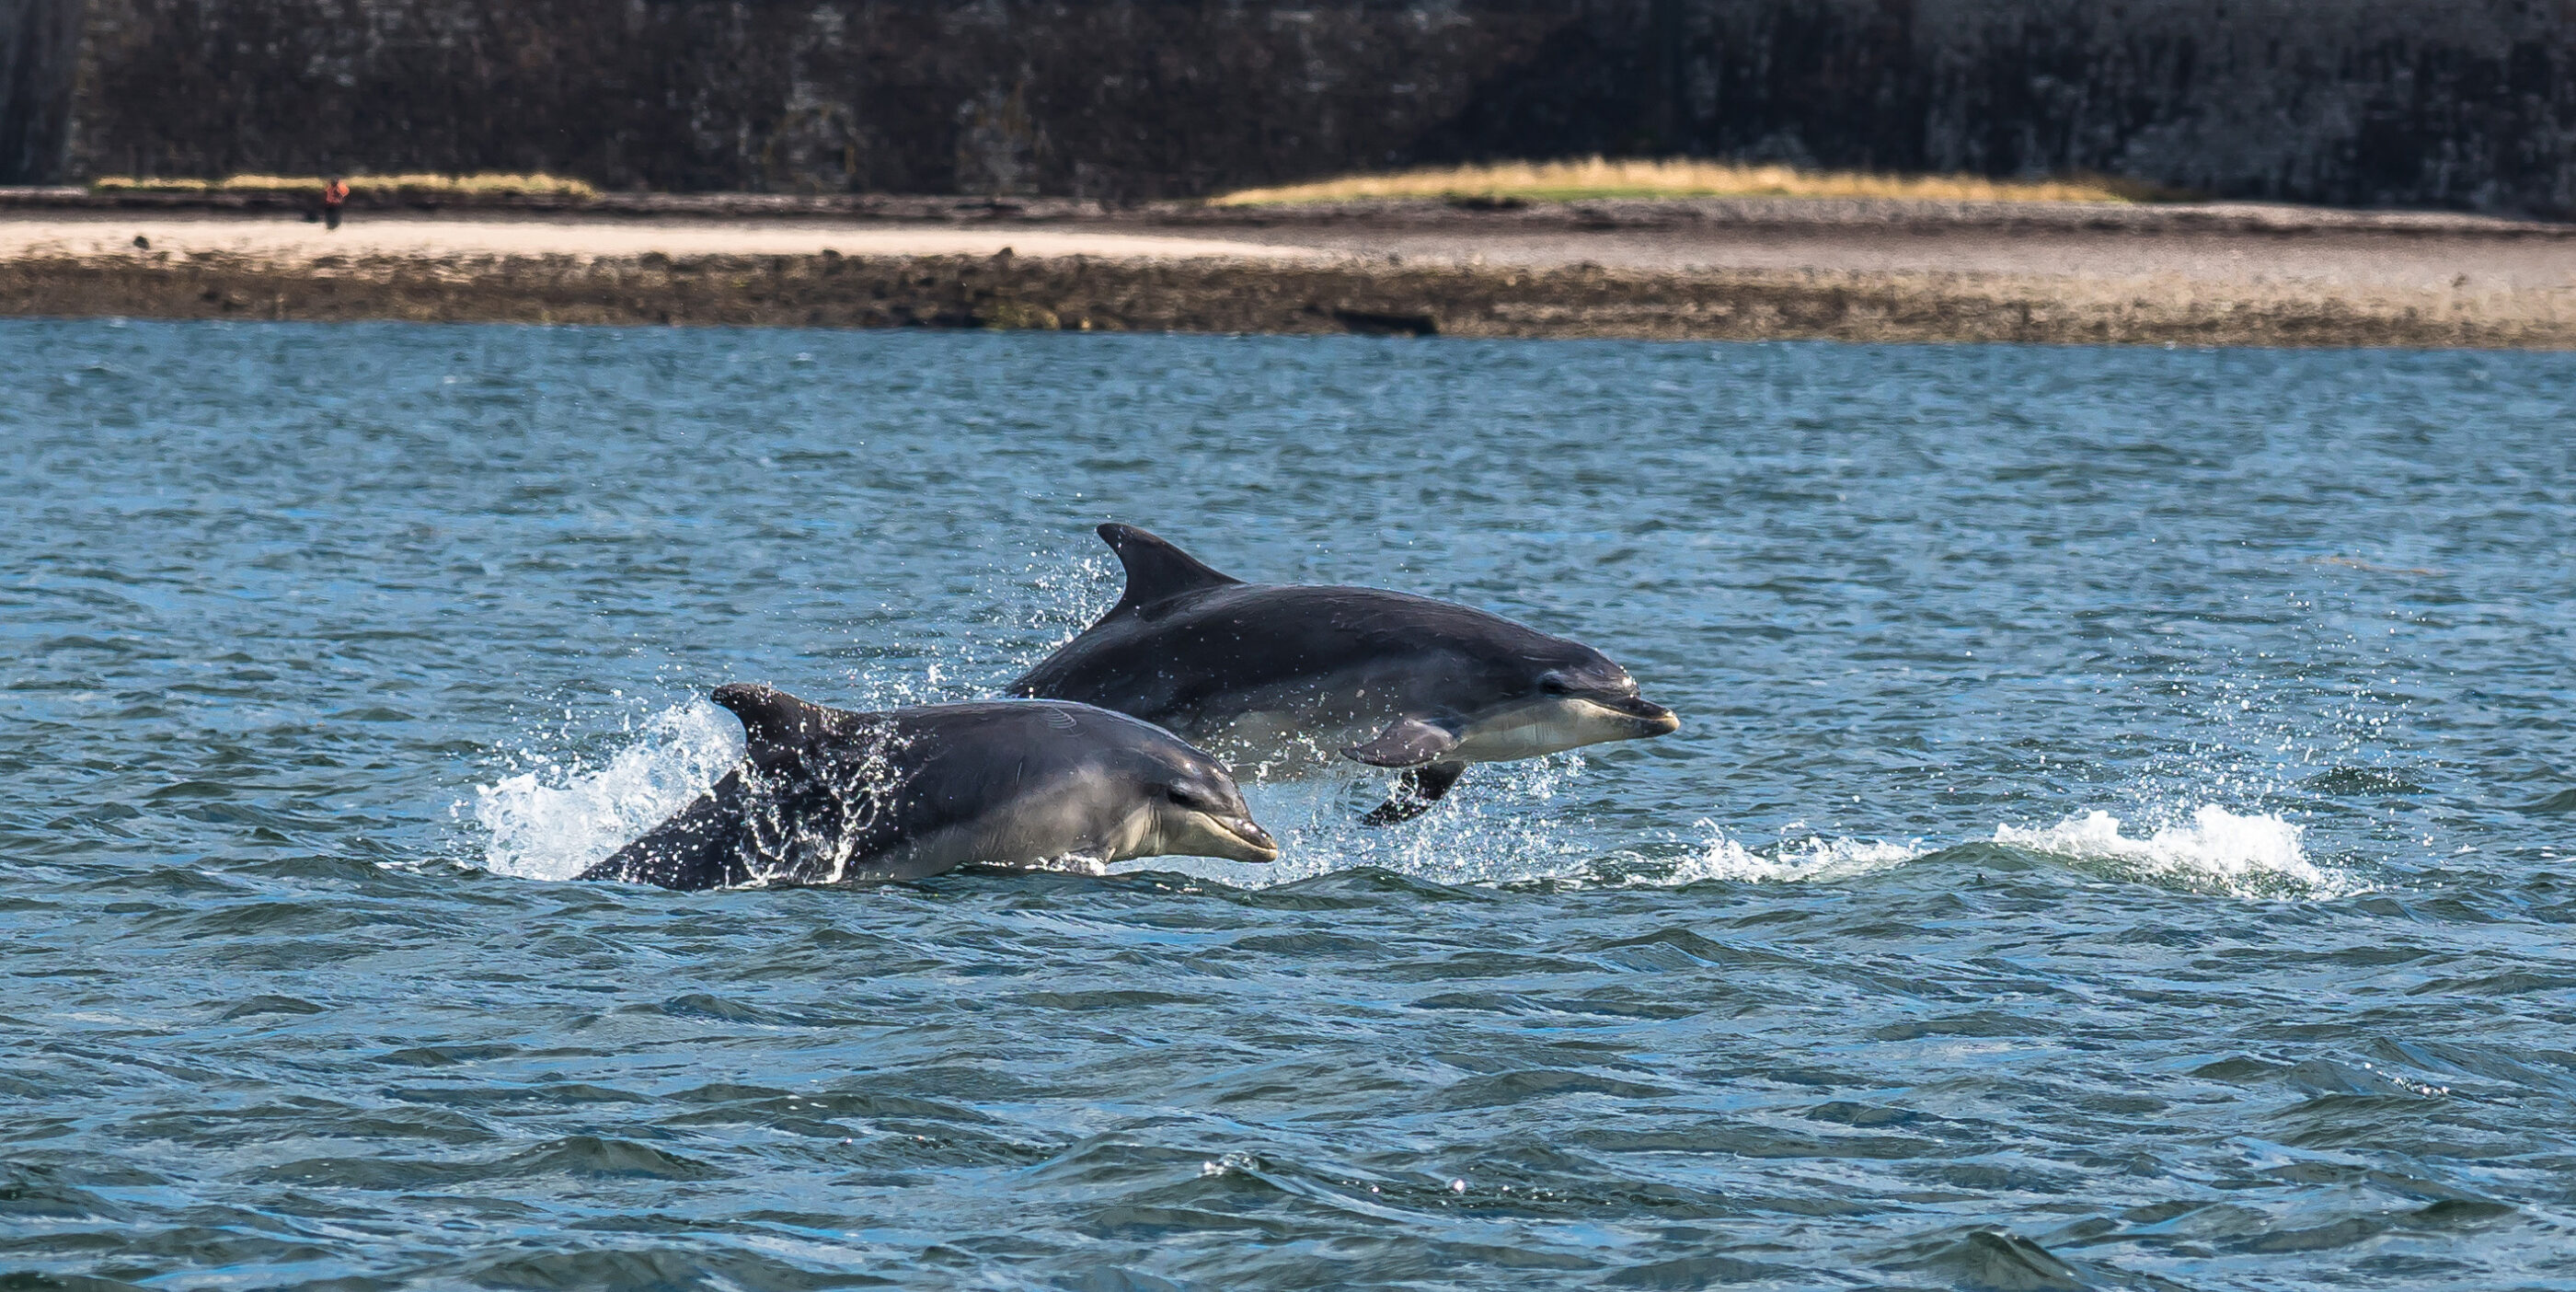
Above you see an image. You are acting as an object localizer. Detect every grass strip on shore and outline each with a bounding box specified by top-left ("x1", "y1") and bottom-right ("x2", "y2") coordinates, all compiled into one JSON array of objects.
[
  {"x1": 1213, "y1": 157, "x2": 2180, "y2": 206},
  {"x1": 90, "y1": 172, "x2": 599, "y2": 199}
]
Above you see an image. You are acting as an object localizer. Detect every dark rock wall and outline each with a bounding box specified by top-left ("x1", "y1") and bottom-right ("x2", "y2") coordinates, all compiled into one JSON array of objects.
[
  {"x1": 1432, "y1": 0, "x2": 2576, "y2": 214},
  {"x1": 55, "y1": 1, "x2": 1572, "y2": 200},
  {"x1": 7, "y1": 0, "x2": 2571, "y2": 213},
  {"x1": 0, "y1": 0, "x2": 80, "y2": 181}
]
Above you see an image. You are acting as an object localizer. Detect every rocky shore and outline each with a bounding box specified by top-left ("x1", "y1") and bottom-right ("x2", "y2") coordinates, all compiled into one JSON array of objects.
[{"x1": 3, "y1": 199, "x2": 2570, "y2": 348}]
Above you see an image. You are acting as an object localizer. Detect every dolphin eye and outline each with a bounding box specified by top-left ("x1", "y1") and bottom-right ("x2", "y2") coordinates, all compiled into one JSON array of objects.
[
  {"x1": 1539, "y1": 675, "x2": 1575, "y2": 696},
  {"x1": 1167, "y1": 784, "x2": 1217, "y2": 812}
]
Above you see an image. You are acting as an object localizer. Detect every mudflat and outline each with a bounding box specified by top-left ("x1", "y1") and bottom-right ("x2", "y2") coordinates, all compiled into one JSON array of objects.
[{"x1": 3, "y1": 202, "x2": 2570, "y2": 346}]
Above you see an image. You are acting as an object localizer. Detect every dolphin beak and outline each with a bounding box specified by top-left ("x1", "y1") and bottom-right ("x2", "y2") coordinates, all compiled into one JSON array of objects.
[
  {"x1": 1221, "y1": 815, "x2": 1280, "y2": 863},
  {"x1": 1607, "y1": 695, "x2": 1681, "y2": 735}
]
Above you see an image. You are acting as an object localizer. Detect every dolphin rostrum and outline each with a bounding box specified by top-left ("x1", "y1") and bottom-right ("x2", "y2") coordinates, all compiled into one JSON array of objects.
[
  {"x1": 1009, "y1": 525, "x2": 1680, "y2": 825},
  {"x1": 579, "y1": 684, "x2": 1279, "y2": 890}
]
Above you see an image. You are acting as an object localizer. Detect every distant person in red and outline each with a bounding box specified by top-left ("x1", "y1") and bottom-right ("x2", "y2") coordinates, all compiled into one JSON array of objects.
[{"x1": 322, "y1": 178, "x2": 350, "y2": 231}]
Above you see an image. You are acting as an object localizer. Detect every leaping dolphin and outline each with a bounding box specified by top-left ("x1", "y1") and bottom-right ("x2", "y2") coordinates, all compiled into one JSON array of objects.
[
  {"x1": 1009, "y1": 525, "x2": 1680, "y2": 825},
  {"x1": 579, "y1": 684, "x2": 1279, "y2": 891}
]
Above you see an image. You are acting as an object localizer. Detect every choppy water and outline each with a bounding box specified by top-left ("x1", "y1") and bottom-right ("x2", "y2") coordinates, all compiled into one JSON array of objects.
[{"x1": 6, "y1": 320, "x2": 2573, "y2": 1290}]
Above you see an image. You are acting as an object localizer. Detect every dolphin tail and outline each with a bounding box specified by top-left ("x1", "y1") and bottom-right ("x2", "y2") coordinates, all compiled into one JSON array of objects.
[{"x1": 1361, "y1": 760, "x2": 1466, "y2": 826}]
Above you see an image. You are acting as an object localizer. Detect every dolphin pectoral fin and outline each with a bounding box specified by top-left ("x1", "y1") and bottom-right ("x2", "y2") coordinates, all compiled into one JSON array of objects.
[
  {"x1": 1343, "y1": 716, "x2": 1459, "y2": 767},
  {"x1": 1362, "y1": 760, "x2": 1466, "y2": 826},
  {"x1": 1099, "y1": 523, "x2": 1243, "y2": 616}
]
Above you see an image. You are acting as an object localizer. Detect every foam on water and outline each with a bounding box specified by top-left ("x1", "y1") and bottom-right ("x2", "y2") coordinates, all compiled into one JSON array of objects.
[
  {"x1": 1604, "y1": 807, "x2": 2362, "y2": 900},
  {"x1": 1995, "y1": 804, "x2": 2364, "y2": 898},
  {"x1": 1667, "y1": 824, "x2": 1928, "y2": 885},
  {"x1": 471, "y1": 701, "x2": 743, "y2": 882}
]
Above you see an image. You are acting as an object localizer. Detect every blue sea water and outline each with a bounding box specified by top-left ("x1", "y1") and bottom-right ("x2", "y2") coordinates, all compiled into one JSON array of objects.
[{"x1": 3, "y1": 320, "x2": 2573, "y2": 1290}]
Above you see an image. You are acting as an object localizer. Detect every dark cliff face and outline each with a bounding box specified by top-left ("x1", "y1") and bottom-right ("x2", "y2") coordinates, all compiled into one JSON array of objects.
[
  {"x1": 1434, "y1": 0, "x2": 2576, "y2": 215},
  {"x1": 0, "y1": 0, "x2": 82, "y2": 183},
  {"x1": 55, "y1": 0, "x2": 1570, "y2": 200},
  {"x1": 8, "y1": 0, "x2": 2572, "y2": 214}
]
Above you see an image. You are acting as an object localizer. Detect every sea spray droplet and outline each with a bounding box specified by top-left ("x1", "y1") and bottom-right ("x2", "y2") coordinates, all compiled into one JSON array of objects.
[
  {"x1": 472, "y1": 700, "x2": 744, "y2": 882},
  {"x1": 1105, "y1": 755, "x2": 1598, "y2": 891}
]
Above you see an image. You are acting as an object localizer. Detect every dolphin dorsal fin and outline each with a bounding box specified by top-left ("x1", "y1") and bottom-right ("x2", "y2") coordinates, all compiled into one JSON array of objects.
[
  {"x1": 1098, "y1": 523, "x2": 1241, "y2": 616},
  {"x1": 710, "y1": 684, "x2": 845, "y2": 765}
]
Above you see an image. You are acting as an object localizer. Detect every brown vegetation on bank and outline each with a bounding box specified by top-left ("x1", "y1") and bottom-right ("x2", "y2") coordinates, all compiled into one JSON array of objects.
[
  {"x1": 91, "y1": 173, "x2": 600, "y2": 199},
  {"x1": 1213, "y1": 158, "x2": 2184, "y2": 206}
]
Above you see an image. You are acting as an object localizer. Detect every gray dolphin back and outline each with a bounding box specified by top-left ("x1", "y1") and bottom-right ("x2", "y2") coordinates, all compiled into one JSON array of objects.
[
  {"x1": 580, "y1": 688, "x2": 1168, "y2": 892},
  {"x1": 579, "y1": 686, "x2": 913, "y2": 891},
  {"x1": 1009, "y1": 524, "x2": 1576, "y2": 734},
  {"x1": 1009, "y1": 523, "x2": 1676, "y2": 825}
]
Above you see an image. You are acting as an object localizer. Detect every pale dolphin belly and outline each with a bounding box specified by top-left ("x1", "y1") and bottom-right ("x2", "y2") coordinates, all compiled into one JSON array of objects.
[
  {"x1": 1183, "y1": 686, "x2": 1414, "y2": 780},
  {"x1": 1450, "y1": 697, "x2": 1655, "y2": 764},
  {"x1": 845, "y1": 780, "x2": 1141, "y2": 882},
  {"x1": 1190, "y1": 711, "x2": 1370, "y2": 778},
  {"x1": 1182, "y1": 691, "x2": 1652, "y2": 780}
]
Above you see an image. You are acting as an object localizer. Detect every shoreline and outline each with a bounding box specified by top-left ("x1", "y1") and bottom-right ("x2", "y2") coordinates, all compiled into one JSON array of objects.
[
  {"x1": 6, "y1": 188, "x2": 2570, "y2": 236},
  {"x1": 3, "y1": 205, "x2": 2570, "y2": 348}
]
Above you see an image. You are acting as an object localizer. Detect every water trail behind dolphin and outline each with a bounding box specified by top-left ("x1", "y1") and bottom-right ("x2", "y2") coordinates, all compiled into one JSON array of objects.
[
  {"x1": 1993, "y1": 805, "x2": 2363, "y2": 898},
  {"x1": 464, "y1": 705, "x2": 2364, "y2": 901},
  {"x1": 469, "y1": 700, "x2": 743, "y2": 882},
  {"x1": 1656, "y1": 806, "x2": 2360, "y2": 898},
  {"x1": 1222, "y1": 755, "x2": 1604, "y2": 887}
]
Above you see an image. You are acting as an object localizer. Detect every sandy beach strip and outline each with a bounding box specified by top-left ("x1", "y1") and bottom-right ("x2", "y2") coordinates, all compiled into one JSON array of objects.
[
  {"x1": 2, "y1": 210, "x2": 2570, "y2": 347},
  {"x1": 0, "y1": 214, "x2": 1336, "y2": 265}
]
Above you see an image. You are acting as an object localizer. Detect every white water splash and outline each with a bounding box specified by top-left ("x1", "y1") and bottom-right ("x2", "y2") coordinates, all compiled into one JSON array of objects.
[
  {"x1": 1995, "y1": 805, "x2": 2362, "y2": 898},
  {"x1": 1666, "y1": 824, "x2": 1927, "y2": 885},
  {"x1": 472, "y1": 701, "x2": 742, "y2": 882},
  {"x1": 1143, "y1": 755, "x2": 1601, "y2": 889},
  {"x1": 1614, "y1": 806, "x2": 2363, "y2": 901},
  {"x1": 461, "y1": 702, "x2": 2367, "y2": 902}
]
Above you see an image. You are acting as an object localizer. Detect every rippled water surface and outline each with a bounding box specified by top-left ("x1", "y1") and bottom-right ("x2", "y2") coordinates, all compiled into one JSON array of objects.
[{"x1": 6, "y1": 321, "x2": 2574, "y2": 1289}]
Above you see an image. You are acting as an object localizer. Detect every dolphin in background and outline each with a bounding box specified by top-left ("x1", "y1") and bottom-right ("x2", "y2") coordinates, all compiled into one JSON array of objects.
[
  {"x1": 1009, "y1": 524, "x2": 1680, "y2": 825},
  {"x1": 580, "y1": 684, "x2": 1278, "y2": 891}
]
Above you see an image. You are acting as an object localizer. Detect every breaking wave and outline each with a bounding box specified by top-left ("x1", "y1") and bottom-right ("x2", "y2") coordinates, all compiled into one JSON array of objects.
[
  {"x1": 1994, "y1": 805, "x2": 2363, "y2": 898},
  {"x1": 1646, "y1": 806, "x2": 2359, "y2": 899},
  {"x1": 1593, "y1": 805, "x2": 2358, "y2": 899}
]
